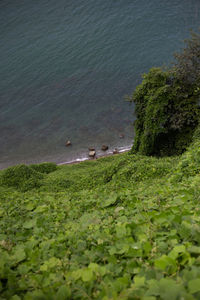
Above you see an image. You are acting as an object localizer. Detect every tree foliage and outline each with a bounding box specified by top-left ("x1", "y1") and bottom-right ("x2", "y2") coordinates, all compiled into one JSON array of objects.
[
  {"x1": 173, "y1": 30, "x2": 200, "y2": 88},
  {"x1": 129, "y1": 31, "x2": 200, "y2": 156}
]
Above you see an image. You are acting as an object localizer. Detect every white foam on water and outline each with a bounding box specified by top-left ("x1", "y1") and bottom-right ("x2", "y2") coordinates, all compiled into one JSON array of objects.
[{"x1": 57, "y1": 157, "x2": 88, "y2": 165}]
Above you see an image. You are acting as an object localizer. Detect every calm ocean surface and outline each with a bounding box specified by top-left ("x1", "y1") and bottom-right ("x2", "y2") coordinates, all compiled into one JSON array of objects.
[{"x1": 0, "y1": 0, "x2": 200, "y2": 168}]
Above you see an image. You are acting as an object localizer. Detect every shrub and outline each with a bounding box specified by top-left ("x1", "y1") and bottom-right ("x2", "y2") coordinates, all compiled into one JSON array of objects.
[
  {"x1": 29, "y1": 162, "x2": 57, "y2": 174},
  {"x1": 128, "y1": 31, "x2": 200, "y2": 157},
  {"x1": 173, "y1": 30, "x2": 200, "y2": 88},
  {"x1": 128, "y1": 67, "x2": 199, "y2": 156},
  {"x1": 1, "y1": 164, "x2": 43, "y2": 191}
]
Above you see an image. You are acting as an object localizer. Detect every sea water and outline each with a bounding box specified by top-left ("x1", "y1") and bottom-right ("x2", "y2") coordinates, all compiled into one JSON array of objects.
[{"x1": 0, "y1": 0, "x2": 200, "y2": 168}]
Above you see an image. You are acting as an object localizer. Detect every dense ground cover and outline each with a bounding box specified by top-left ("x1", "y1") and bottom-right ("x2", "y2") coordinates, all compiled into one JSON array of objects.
[{"x1": 1, "y1": 137, "x2": 200, "y2": 299}]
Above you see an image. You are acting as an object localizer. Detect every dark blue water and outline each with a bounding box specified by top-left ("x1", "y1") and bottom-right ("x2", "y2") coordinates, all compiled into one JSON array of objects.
[{"x1": 1, "y1": 0, "x2": 200, "y2": 168}]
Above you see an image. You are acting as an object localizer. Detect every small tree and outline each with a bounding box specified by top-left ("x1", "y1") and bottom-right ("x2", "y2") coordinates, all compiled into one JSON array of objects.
[
  {"x1": 129, "y1": 31, "x2": 200, "y2": 156},
  {"x1": 173, "y1": 30, "x2": 200, "y2": 89}
]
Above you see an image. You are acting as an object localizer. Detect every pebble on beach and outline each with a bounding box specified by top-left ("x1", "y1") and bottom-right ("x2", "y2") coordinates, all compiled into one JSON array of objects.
[
  {"x1": 113, "y1": 148, "x2": 119, "y2": 154},
  {"x1": 89, "y1": 150, "x2": 96, "y2": 158}
]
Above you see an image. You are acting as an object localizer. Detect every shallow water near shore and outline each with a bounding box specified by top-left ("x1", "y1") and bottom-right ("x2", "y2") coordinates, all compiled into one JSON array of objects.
[{"x1": 0, "y1": 0, "x2": 200, "y2": 169}]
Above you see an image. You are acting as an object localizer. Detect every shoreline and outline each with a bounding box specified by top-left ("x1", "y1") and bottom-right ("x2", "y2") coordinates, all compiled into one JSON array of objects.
[
  {"x1": 57, "y1": 145, "x2": 132, "y2": 166},
  {"x1": 0, "y1": 145, "x2": 132, "y2": 170}
]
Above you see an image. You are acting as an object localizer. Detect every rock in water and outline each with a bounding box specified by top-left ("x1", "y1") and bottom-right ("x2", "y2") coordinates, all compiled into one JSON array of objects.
[
  {"x1": 88, "y1": 147, "x2": 95, "y2": 151},
  {"x1": 101, "y1": 145, "x2": 108, "y2": 151},
  {"x1": 65, "y1": 140, "x2": 71, "y2": 146},
  {"x1": 113, "y1": 148, "x2": 119, "y2": 154},
  {"x1": 89, "y1": 150, "x2": 96, "y2": 157}
]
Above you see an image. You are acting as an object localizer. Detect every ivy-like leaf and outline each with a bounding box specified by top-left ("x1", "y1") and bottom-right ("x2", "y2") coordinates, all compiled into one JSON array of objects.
[
  {"x1": 188, "y1": 278, "x2": 200, "y2": 294},
  {"x1": 56, "y1": 285, "x2": 71, "y2": 300}
]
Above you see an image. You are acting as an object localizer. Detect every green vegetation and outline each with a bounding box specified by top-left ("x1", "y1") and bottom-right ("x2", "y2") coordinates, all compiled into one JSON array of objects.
[
  {"x1": 1, "y1": 134, "x2": 200, "y2": 299},
  {"x1": 0, "y1": 163, "x2": 57, "y2": 192},
  {"x1": 29, "y1": 162, "x2": 57, "y2": 175},
  {"x1": 128, "y1": 31, "x2": 200, "y2": 156}
]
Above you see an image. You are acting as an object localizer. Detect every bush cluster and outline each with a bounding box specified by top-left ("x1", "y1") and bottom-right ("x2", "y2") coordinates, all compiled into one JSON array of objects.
[
  {"x1": 129, "y1": 31, "x2": 200, "y2": 156},
  {"x1": 0, "y1": 162, "x2": 57, "y2": 191},
  {"x1": 30, "y1": 162, "x2": 57, "y2": 174}
]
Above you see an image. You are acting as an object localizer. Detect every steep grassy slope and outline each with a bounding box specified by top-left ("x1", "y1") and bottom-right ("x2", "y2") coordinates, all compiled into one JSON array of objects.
[{"x1": 1, "y1": 143, "x2": 200, "y2": 299}]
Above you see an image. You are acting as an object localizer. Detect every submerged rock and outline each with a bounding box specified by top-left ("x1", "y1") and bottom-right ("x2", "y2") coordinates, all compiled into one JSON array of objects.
[
  {"x1": 101, "y1": 145, "x2": 108, "y2": 151},
  {"x1": 65, "y1": 140, "x2": 72, "y2": 146},
  {"x1": 88, "y1": 147, "x2": 95, "y2": 151},
  {"x1": 119, "y1": 134, "x2": 124, "y2": 139}
]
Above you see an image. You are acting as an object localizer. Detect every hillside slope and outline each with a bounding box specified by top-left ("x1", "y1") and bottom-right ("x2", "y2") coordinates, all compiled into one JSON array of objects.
[{"x1": 1, "y1": 140, "x2": 200, "y2": 299}]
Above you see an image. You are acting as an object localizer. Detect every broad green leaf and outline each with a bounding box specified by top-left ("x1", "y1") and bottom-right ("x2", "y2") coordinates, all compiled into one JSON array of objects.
[
  {"x1": 99, "y1": 266, "x2": 107, "y2": 276},
  {"x1": 25, "y1": 203, "x2": 35, "y2": 211},
  {"x1": 88, "y1": 263, "x2": 99, "y2": 272},
  {"x1": 71, "y1": 270, "x2": 81, "y2": 281},
  {"x1": 179, "y1": 221, "x2": 192, "y2": 239},
  {"x1": 116, "y1": 223, "x2": 127, "y2": 238},
  {"x1": 114, "y1": 276, "x2": 129, "y2": 292},
  {"x1": 101, "y1": 195, "x2": 118, "y2": 208},
  {"x1": 12, "y1": 246, "x2": 26, "y2": 264},
  {"x1": 134, "y1": 276, "x2": 145, "y2": 287},
  {"x1": 81, "y1": 269, "x2": 93, "y2": 282},
  {"x1": 34, "y1": 205, "x2": 47, "y2": 213},
  {"x1": 154, "y1": 255, "x2": 177, "y2": 273},
  {"x1": 168, "y1": 245, "x2": 186, "y2": 259},
  {"x1": 188, "y1": 278, "x2": 200, "y2": 294},
  {"x1": 40, "y1": 264, "x2": 48, "y2": 272},
  {"x1": 79, "y1": 212, "x2": 101, "y2": 227},
  {"x1": 155, "y1": 255, "x2": 169, "y2": 270},
  {"x1": 23, "y1": 290, "x2": 45, "y2": 299},
  {"x1": 109, "y1": 246, "x2": 117, "y2": 255},
  {"x1": 23, "y1": 219, "x2": 36, "y2": 229},
  {"x1": 143, "y1": 242, "x2": 152, "y2": 255},
  {"x1": 188, "y1": 246, "x2": 200, "y2": 254},
  {"x1": 10, "y1": 296, "x2": 21, "y2": 300},
  {"x1": 18, "y1": 264, "x2": 31, "y2": 275},
  {"x1": 146, "y1": 279, "x2": 160, "y2": 296},
  {"x1": 56, "y1": 285, "x2": 71, "y2": 300},
  {"x1": 40, "y1": 257, "x2": 61, "y2": 271},
  {"x1": 158, "y1": 278, "x2": 182, "y2": 300}
]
